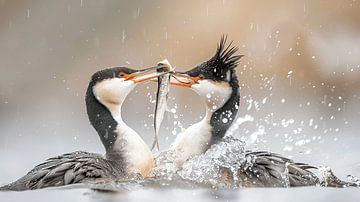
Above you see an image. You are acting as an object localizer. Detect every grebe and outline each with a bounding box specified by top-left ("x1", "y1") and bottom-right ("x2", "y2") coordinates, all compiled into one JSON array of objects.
[
  {"x1": 153, "y1": 36, "x2": 241, "y2": 171},
  {"x1": 1, "y1": 65, "x2": 165, "y2": 191},
  {"x1": 156, "y1": 36, "x2": 357, "y2": 187}
]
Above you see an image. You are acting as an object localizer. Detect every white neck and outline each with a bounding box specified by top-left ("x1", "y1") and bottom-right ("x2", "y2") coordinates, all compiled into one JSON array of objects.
[
  {"x1": 93, "y1": 80, "x2": 154, "y2": 177},
  {"x1": 167, "y1": 80, "x2": 232, "y2": 167},
  {"x1": 168, "y1": 111, "x2": 212, "y2": 166},
  {"x1": 111, "y1": 108, "x2": 154, "y2": 177}
]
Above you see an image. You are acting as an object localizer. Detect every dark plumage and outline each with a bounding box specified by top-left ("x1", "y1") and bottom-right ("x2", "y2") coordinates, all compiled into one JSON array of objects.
[
  {"x1": 174, "y1": 36, "x2": 358, "y2": 188},
  {"x1": 184, "y1": 36, "x2": 243, "y2": 143},
  {"x1": 0, "y1": 67, "x2": 155, "y2": 191},
  {"x1": 239, "y1": 151, "x2": 319, "y2": 187},
  {"x1": 185, "y1": 35, "x2": 243, "y2": 82},
  {"x1": 0, "y1": 152, "x2": 126, "y2": 191},
  {"x1": 191, "y1": 37, "x2": 319, "y2": 187},
  {"x1": 85, "y1": 67, "x2": 127, "y2": 154},
  {"x1": 217, "y1": 150, "x2": 358, "y2": 188}
]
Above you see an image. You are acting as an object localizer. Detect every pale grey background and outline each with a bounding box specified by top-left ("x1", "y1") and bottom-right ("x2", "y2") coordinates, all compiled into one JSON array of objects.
[{"x1": 0, "y1": 0, "x2": 359, "y2": 201}]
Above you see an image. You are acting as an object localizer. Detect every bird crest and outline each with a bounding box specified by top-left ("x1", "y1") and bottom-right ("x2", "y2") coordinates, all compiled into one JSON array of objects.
[{"x1": 212, "y1": 35, "x2": 243, "y2": 71}]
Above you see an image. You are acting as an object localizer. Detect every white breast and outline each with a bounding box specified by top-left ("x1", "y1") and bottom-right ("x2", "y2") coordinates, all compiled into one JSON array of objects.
[
  {"x1": 114, "y1": 124, "x2": 154, "y2": 177},
  {"x1": 192, "y1": 80, "x2": 232, "y2": 112},
  {"x1": 93, "y1": 79, "x2": 154, "y2": 176},
  {"x1": 168, "y1": 117, "x2": 212, "y2": 167},
  {"x1": 163, "y1": 79, "x2": 233, "y2": 168}
]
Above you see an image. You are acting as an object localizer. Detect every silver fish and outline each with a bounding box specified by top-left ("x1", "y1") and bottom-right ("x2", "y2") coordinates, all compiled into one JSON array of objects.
[{"x1": 152, "y1": 59, "x2": 174, "y2": 150}]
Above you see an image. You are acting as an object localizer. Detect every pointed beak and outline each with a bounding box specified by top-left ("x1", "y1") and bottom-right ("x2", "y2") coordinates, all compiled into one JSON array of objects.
[
  {"x1": 170, "y1": 71, "x2": 201, "y2": 87},
  {"x1": 127, "y1": 65, "x2": 168, "y2": 83}
]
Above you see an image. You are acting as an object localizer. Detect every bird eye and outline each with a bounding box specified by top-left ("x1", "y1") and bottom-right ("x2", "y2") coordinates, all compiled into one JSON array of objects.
[
  {"x1": 119, "y1": 72, "x2": 125, "y2": 78},
  {"x1": 198, "y1": 74, "x2": 204, "y2": 79}
]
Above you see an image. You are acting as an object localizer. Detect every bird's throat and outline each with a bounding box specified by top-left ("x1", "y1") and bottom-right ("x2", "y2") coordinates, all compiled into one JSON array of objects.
[
  {"x1": 168, "y1": 81, "x2": 239, "y2": 167},
  {"x1": 102, "y1": 102, "x2": 154, "y2": 177},
  {"x1": 86, "y1": 84, "x2": 154, "y2": 176}
]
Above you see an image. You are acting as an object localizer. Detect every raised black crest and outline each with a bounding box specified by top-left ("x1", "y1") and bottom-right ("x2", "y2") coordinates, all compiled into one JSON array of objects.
[
  {"x1": 185, "y1": 35, "x2": 244, "y2": 81},
  {"x1": 213, "y1": 35, "x2": 243, "y2": 71}
]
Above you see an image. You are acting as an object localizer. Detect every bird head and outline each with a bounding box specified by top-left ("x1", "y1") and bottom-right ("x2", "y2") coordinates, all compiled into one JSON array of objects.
[
  {"x1": 85, "y1": 65, "x2": 165, "y2": 153},
  {"x1": 89, "y1": 66, "x2": 165, "y2": 107},
  {"x1": 171, "y1": 36, "x2": 243, "y2": 112}
]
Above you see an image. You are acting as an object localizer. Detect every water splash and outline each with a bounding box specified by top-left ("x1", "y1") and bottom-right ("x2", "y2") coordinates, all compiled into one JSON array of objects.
[
  {"x1": 318, "y1": 166, "x2": 360, "y2": 187},
  {"x1": 226, "y1": 115, "x2": 254, "y2": 136},
  {"x1": 347, "y1": 175, "x2": 360, "y2": 186},
  {"x1": 178, "y1": 136, "x2": 245, "y2": 188},
  {"x1": 151, "y1": 151, "x2": 179, "y2": 180}
]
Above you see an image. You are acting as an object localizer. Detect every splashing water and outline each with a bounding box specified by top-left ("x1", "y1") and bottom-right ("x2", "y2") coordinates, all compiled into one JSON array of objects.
[
  {"x1": 151, "y1": 115, "x2": 254, "y2": 187},
  {"x1": 151, "y1": 151, "x2": 180, "y2": 180},
  {"x1": 226, "y1": 115, "x2": 254, "y2": 136},
  {"x1": 347, "y1": 175, "x2": 360, "y2": 186},
  {"x1": 317, "y1": 166, "x2": 360, "y2": 187},
  {"x1": 148, "y1": 110, "x2": 359, "y2": 188},
  {"x1": 178, "y1": 136, "x2": 246, "y2": 188}
]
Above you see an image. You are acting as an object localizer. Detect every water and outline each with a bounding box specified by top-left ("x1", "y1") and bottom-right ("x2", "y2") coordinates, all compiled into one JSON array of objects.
[
  {"x1": 1, "y1": 185, "x2": 360, "y2": 202},
  {"x1": 1, "y1": 113, "x2": 359, "y2": 201},
  {"x1": 178, "y1": 136, "x2": 245, "y2": 187}
]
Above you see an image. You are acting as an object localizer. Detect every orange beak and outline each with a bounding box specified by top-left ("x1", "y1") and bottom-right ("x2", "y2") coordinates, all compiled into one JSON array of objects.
[
  {"x1": 169, "y1": 72, "x2": 201, "y2": 87},
  {"x1": 127, "y1": 65, "x2": 168, "y2": 83}
]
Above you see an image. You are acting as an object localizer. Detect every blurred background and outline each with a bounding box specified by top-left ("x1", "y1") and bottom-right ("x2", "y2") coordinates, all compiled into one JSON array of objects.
[{"x1": 0, "y1": 0, "x2": 360, "y2": 185}]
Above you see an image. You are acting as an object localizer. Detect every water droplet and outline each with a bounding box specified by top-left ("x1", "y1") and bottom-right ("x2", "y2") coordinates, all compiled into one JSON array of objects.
[
  {"x1": 283, "y1": 145, "x2": 293, "y2": 151},
  {"x1": 222, "y1": 118, "x2": 228, "y2": 123}
]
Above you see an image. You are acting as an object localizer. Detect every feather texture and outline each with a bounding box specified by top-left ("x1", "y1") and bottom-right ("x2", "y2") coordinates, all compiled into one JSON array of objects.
[
  {"x1": 1, "y1": 151, "x2": 126, "y2": 191},
  {"x1": 214, "y1": 35, "x2": 243, "y2": 70}
]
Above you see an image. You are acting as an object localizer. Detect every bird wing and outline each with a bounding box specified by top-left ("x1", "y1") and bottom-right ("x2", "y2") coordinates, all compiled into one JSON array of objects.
[
  {"x1": 4, "y1": 151, "x2": 120, "y2": 191},
  {"x1": 241, "y1": 151, "x2": 319, "y2": 187}
]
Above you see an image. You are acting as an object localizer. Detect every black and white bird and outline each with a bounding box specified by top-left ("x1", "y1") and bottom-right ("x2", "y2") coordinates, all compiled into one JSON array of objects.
[
  {"x1": 1, "y1": 65, "x2": 165, "y2": 191},
  {"x1": 154, "y1": 37, "x2": 241, "y2": 170},
  {"x1": 157, "y1": 36, "x2": 356, "y2": 187}
]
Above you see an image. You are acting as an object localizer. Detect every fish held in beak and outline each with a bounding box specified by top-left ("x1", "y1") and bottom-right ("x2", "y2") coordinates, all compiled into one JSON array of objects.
[
  {"x1": 152, "y1": 59, "x2": 174, "y2": 151},
  {"x1": 129, "y1": 65, "x2": 169, "y2": 83},
  {"x1": 169, "y1": 72, "x2": 199, "y2": 87}
]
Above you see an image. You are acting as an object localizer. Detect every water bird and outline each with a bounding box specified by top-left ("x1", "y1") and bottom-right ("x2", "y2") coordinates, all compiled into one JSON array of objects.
[
  {"x1": 155, "y1": 36, "x2": 357, "y2": 187},
  {"x1": 0, "y1": 65, "x2": 166, "y2": 191}
]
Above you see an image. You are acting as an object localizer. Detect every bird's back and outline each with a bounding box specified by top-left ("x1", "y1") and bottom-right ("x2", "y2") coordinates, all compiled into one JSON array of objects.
[
  {"x1": 238, "y1": 151, "x2": 319, "y2": 187},
  {"x1": 223, "y1": 151, "x2": 357, "y2": 187},
  {"x1": 0, "y1": 151, "x2": 125, "y2": 191}
]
